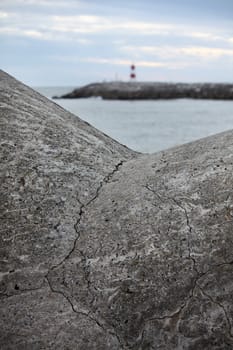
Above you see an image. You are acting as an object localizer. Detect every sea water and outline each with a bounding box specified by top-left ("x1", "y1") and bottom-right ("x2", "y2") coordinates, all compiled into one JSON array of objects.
[{"x1": 35, "y1": 86, "x2": 233, "y2": 153}]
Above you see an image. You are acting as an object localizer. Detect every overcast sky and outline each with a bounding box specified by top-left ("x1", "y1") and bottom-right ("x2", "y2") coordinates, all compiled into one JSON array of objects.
[{"x1": 1, "y1": 0, "x2": 233, "y2": 86}]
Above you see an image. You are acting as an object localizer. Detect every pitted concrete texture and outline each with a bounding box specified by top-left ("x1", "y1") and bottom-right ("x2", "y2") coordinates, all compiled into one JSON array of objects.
[{"x1": 1, "y1": 70, "x2": 233, "y2": 349}]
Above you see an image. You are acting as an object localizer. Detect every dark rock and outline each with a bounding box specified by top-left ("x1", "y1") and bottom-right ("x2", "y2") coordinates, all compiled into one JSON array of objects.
[
  {"x1": 55, "y1": 81, "x2": 233, "y2": 100},
  {"x1": 1, "y1": 70, "x2": 233, "y2": 349}
]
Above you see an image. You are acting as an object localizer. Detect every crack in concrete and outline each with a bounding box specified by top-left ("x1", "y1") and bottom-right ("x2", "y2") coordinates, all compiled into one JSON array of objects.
[
  {"x1": 208, "y1": 259, "x2": 233, "y2": 270},
  {"x1": 44, "y1": 274, "x2": 89, "y2": 317},
  {"x1": 136, "y1": 268, "x2": 214, "y2": 349},
  {"x1": 149, "y1": 270, "x2": 200, "y2": 321},
  {"x1": 46, "y1": 273, "x2": 125, "y2": 348},
  {"x1": 45, "y1": 273, "x2": 125, "y2": 349},
  {"x1": 170, "y1": 197, "x2": 198, "y2": 274},
  {"x1": 144, "y1": 184, "x2": 198, "y2": 273},
  {"x1": 143, "y1": 183, "x2": 233, "y2": 346},
  {"x1": 131, "y1": 260, "x2": 201, "y2": 349},
  {"x1": 1, "y1": 159, "x2": 126, "y2": 348},
  {"x1": 44, "y1": 159, "x2": 126, "y2": 348},
  {"x1": 48, "y1": 160, "x2": 124, "y2": 272},
  {"x1": 197, "y1": 283, "x2": 233, "y2": 339},
  {"x1": 134, "y1": 247, "x2": 233, "y2": 347}
]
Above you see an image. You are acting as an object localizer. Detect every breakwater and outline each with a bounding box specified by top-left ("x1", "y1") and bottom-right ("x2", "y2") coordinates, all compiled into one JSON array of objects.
[{"x1": 54, "y1": 81, "x2": 233, "y2": 100}]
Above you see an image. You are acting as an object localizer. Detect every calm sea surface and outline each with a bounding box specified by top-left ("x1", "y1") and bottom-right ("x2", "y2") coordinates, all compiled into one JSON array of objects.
[{"x1": 35, "y1": 86, "x2": 233, "y2": 153}]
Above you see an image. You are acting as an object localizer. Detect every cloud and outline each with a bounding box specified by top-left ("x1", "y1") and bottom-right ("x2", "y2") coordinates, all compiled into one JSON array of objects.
[
  {"x1": 181, "y1": 46, "x2": 233, "y2": 58},
  {"x1": 121, "y1": 45, "x2": 233, "y2": 60},
  {"x1": 53, "y1": 56, "x2": 190, "y2": 70},
  {"x1": 1, "y1": 8, "x2": 230, "y2": 48},
  {"x1": 51, "y1": 15, "x2": 105, "y2": 34},
  {"x1": 0, "y1": 23, "x2": 92, "y2": 43},
  {"x1": 0, "y1": 4, "x2": 232, "y2": 47},
  {"x1": 187, "y1": 31, "x2": 224, "y2": 41},
  {"x1": 0, "y1": 0, "x2": 80, "y2": 7},
  {"x1": 84, "y1": 57, "x2": 190, "y2": 69},
  {"x1": 0, "y1": 10, "x2": 176, "y2": 41},
  {"x1": 0, "y1": 11, "x2": 9, "y2": 18},
  {"x1": 50, "y1": 15, "x2": 174, "y2": 35}
]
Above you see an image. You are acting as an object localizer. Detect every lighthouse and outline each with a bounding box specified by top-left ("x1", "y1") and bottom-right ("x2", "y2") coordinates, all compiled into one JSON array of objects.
[{"x1": 130, "y1": 64, "x2": 136, "y2": 81}]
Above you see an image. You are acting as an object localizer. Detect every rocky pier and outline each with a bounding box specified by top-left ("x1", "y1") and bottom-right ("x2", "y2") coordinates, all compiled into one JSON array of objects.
[{"x1": 54, "y1": 81, "x2": 233, "y2": 100}]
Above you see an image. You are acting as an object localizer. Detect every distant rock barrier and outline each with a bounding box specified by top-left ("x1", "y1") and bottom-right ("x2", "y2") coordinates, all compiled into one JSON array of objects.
[
  {"x1": 54, "y1": 81, "x2": 233, "y2": 100},
  {"x1": 1, "y1": 69, "x2": 233, "y2": 349}
]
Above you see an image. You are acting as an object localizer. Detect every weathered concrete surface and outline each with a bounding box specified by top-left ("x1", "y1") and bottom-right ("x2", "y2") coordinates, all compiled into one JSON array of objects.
[
  {"x1": 1, "y1": 70, "x2": 233, "y2": 349},
  {"x1": 55, "y1": 81, "x2": 233, "y2": 100}
]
